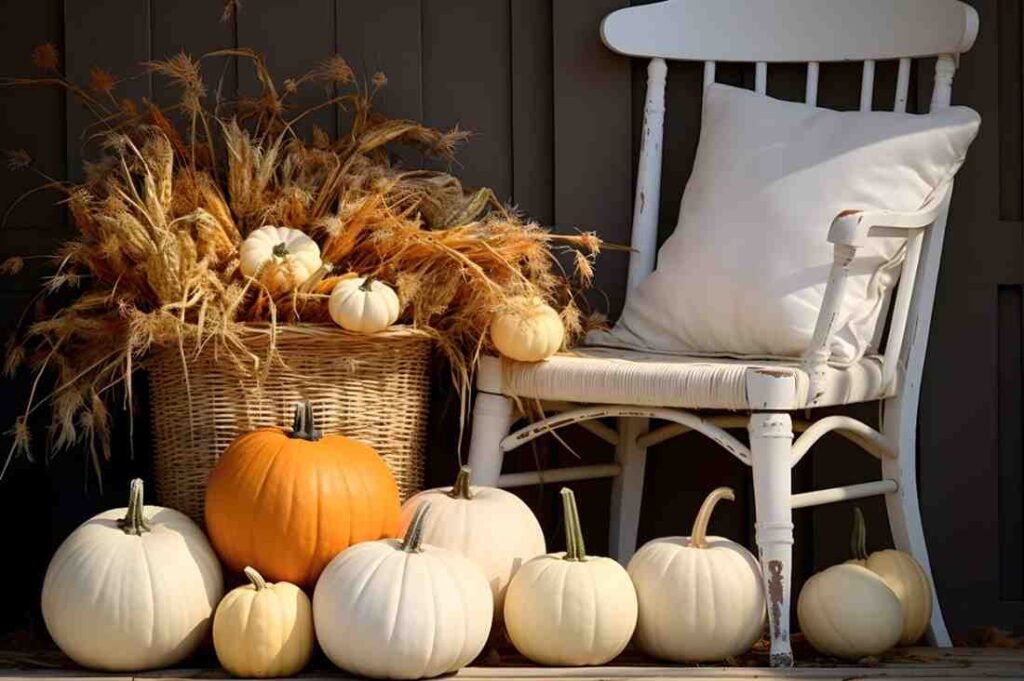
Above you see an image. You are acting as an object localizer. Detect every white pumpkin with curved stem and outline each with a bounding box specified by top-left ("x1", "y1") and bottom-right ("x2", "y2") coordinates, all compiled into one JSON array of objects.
[
  {"x1": 847, "y1": 508, "x2": 933, "y2": 646},
  {"x1": 213, "y1": 567, "x2": 313, "y2": 678},
  {"x1": 239, "y1": 226, "x2": 322, "y2": 291},
  {"x1": 490, "y1": 297, "x2": 564, "y2": 362},
  {"x1": 313, "y1": 503, "x2": 492, "y2": 679},
  {"x1": 399, "y1": 466, "x2": 546, "y2": 619},
  {"x1": 42, "y1": 479, "x2": 224, "y2": 671},
  {"x1": 627, "y1": 487, "x2": 765, "y2": 662},
  {"x1": 798, "y1": 562, "x2": 902, "y2": 660},
  {"x1": 328, "y1": 276, "x2": 401, "y2": 333},
  {"x1": 503, "y1": 488, "x2": 637, "y2": 666}
]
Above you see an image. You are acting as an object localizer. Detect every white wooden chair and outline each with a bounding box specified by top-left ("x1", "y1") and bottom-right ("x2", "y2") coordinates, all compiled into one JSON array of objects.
[{"x1": 467, "y1": 0, "x2": 978, "y2": 667}]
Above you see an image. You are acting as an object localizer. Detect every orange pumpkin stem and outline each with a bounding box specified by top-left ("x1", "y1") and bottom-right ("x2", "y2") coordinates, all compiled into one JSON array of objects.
[
  {"x1": 117, "y1": 478, "x2": 151, "y2": 536},
  {"x1": 289, "y1": 401, "x2": 321, "y2": 441},
  {"x1": 403, "y1": 502, "x2": 431, "y2": 553},
  {"x1": 448, "y1": 466, "x2": 473, "y2": 500},
  {"x1": 851, "y1": 507, "x2": 869, "y2": 561}
]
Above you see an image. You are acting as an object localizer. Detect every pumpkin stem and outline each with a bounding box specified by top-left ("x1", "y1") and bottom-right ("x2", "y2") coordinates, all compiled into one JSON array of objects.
[
  {"x1": 851, "y1": 506, "x2": 869, "y2": 561},
  {"x1": 272, "y1": 242, "x2": 289, "y2": 258},
  {"x1": 289, "y1": 401, "x2": 321, "y2": 441},
  {"x1": 561, "y1": 487, "x2": 587, "y2": 561},
  {"x1": 117, "y1": 478, "x2": 151, "y2": 536},
  {"x1": 403, "y1": 502, "x2": 431, "y2": 553},
  {"x1": 690, "y1": 487, "x2": 734, "y2": 549},
  {"x1": 243, "y1": 566, "x2": 268, "y2": 590},
  {"x1": 359, "y1": 276, "x2": 376, "y2": 292},
  {"x1": 448, "y1": 466, "x2": 473, "y2": 500}
]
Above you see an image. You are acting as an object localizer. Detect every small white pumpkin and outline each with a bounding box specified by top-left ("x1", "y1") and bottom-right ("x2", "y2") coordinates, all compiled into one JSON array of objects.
[
  {"x1": 504, "y1": 488, "x2": 637, "y2": 666},
  {"x1": 490, "y1": 296, "x2": 564, "y2": 362},
  {"x1": 797, "y1": 563, "x2": 903, "y2": 660},
  {"x1": 313, "y1": 502, "x2": 493, "y2": 679},
  {"x1": 213, "y1": 567, "x2": 314, "y2": 678},
  {"x1": 328, "y1": 276, "x2": 401, "y2": 333},
  {"x1": 627, "y1": 487, "x2": 765, "y2": 662},
  {"x1": 848, "y1": 508, "x2": 933, "y2": 646},
  {"x1": 239, "y1": 225, "x2": 322, "y2": 291},
  {"x1": 42, "y1": 479, "x2": 223, "y2": 671},
  {"x1": 399, "y1": 466, "x2": 546, "y2": 620}
]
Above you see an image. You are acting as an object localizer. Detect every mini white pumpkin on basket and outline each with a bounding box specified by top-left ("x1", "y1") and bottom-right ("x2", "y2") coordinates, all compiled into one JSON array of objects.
[
  {"x1": 399, "y1": 465, "x2": 546, "y2": 620},
  {"x1": 313, "y1": 502, "x2": 493, "y2": 679},
  {"x1": 239, "y1": 225, "x2": 323, "y2": 291},
  {"x1": 41, "y1": 479, "x2": 223, "y2": 671},
  {"x1": 329, "y1": 276, "x2": 401, "y2": 333},
  {"x1": 504, "y1": 487, "x2": 638, "y2": 666},
  {"x1": 490, "y1": 296, "x2": 564, "y2": 362},
  {"x1": 626, "y1": 487, "x2": 766, "y2": 662},
  {"x1": 213, "y1": 566, "x2": 314, "y2": 678}
]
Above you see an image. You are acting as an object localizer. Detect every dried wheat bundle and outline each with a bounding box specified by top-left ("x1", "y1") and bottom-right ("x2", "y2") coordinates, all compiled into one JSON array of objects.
[{"x1": 1, "y1": 44, "x2": 604, "y2": 480}]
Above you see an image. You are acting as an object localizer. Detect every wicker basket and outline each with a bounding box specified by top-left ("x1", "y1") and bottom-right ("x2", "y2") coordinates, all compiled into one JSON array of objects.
[{"x1": 147, "y1": 324, "x2": 432, "y2": 523}]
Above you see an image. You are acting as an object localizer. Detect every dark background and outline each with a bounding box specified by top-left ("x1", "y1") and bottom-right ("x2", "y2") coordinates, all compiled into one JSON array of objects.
[{"x1": 0, "y1": 0, "x2": 1021, "y2": 645}]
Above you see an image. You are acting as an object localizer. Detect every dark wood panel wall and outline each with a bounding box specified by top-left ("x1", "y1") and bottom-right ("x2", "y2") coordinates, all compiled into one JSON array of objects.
[{"x1": 0, "y1": 0, "x2": 1020, "y2": 640}]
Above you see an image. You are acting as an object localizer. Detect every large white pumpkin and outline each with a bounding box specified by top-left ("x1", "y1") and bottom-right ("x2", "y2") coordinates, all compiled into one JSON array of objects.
[
  {"x1": 42, "y1": 479, "x2": 224, "y2": 671},
  {"x1": 239, "y1": 225, "x2": 322, "y2": 291},
  {"x1": 213, "y1": 567, "x2": 314, "y2": 678},
  {"x1": 627, "y1": 487, "x2": 765, "y2": 662},
  {"x1": 490, "y1": 297, "x2": 564, "y2": 362},
  {"x1": 313, "y1": 502, "x2": 493, "y2": 679},
  {"x1": 797, "y1": 563, "x2": 903, "y2": 660},
  {"x1": 399, "y1": 466, "x2": 546, "y2": 619},
  {"x1": 328, "y1": 276, "x2": 401, "y2": 333},
  {"x1": 503, "y1": 488, "x2": 637, "y2": 666},
  {"x1": 849, "y1": 508, "x2": 933, "y2": 645}
]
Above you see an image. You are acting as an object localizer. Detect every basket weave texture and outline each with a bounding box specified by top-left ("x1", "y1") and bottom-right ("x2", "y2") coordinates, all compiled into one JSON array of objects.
[{"x1": 147, "y1": 324, "x2": 432, "y2": 523}]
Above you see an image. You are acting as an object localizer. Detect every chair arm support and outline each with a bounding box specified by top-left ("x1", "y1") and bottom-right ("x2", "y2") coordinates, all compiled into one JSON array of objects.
[{"x1": 828, "y1": 183, "x2": 952, "y2": 247}]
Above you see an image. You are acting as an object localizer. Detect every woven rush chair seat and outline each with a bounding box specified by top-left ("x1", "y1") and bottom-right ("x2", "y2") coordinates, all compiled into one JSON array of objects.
[{"x1": 477, "y1": 347, "x2": 888, "y2": 411}]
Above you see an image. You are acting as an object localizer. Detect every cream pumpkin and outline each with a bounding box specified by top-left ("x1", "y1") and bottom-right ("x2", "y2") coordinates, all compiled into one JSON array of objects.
[
  {"x1": 239, "y1": 225, "x2": 322, "y2": 291},
  {"x1": 313, "y1": 503, "x2": 493, "y2": 679},
  {"x1": 328, "y1": 276, "x2": 401, "y2": 333},
  {"x1": 213, "y1": 567, "x2": 313, "y2": 678},
  {"x1": 504, "y1": 488, "x2": 637, "y2": 666},
  {"x1": 797, "y1": 563, "x2": 903, "y2": 660},
  {"x1": 399, "y1": 466, "x2": 546, "y2": 619},
  {"x1": 42, "y1": 479, "x2": 223, "y2": 671},
  {"x1": 627, "y1": 487, "x2": 765, "y2": 662},
  {"x1": 848, "y1": 508, "x2": 933, "y2": 645},
  {"x1": 490, "y1": 297, "x2": 564, "y2": 362}
]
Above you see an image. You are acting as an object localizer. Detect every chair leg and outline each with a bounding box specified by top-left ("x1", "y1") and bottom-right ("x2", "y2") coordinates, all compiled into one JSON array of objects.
[
  {"x1": 609, "y1": 417, "x2": 648, "y2": 563},
  {"x1": 749, "y1": 411, "x2": 795, "y2": 668},
  {"x1": 882, "y1": 430, "x2": 952, "y2": 646},
  {"x1": 466, "y1": 392, "x2": 514, "y2": 486}
]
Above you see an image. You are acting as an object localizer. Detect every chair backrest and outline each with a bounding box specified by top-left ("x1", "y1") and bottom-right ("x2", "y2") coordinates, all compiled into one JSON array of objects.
[{"x1": 600, "y1": 0, "x2": 978, "y2": 401}]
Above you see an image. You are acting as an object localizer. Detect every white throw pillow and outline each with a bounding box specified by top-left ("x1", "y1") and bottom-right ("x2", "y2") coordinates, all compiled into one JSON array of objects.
[{"x1": 589, "y1": 84, "x2": 980, "y2": 364}]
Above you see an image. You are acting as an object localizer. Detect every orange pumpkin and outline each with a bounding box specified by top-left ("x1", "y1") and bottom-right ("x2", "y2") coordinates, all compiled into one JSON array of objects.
[{"x1": 205, "y1": 401, "x2": 400, "y2": 586}]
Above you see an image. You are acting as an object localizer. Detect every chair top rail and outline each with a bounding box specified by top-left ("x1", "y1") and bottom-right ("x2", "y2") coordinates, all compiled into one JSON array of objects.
[{"x1": 601, "y1": 0, "x2": 978, "y2": 63}]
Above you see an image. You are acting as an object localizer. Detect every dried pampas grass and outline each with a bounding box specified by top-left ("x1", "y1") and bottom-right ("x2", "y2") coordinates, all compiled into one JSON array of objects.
[{"x1": 2, "y1": 43, "x2": 603, "y2": 481}]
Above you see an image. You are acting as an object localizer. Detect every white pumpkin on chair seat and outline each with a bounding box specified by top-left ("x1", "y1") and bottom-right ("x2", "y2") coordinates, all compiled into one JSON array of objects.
[
  {"x1": 490, "y1": 296, "x2": 564, "y2": 362},
  {"x1": 847, "y1": 508, "x2": 933, "y2": 646},
  {"x1": 313, "y1": 502, "x2": 493, "y2": 679},
  {"x1": 504, "y1": 488, "x2": 638, "y2": 666},
  {"x1": 399, "y1": 466, "x2": 546, "y2": 619},
  {"x1": 41, "y1": 479, "x2": 223, "y2": 671},
  {"x1": 627, "y1": 487, "x2": 766, "y2": 662}
]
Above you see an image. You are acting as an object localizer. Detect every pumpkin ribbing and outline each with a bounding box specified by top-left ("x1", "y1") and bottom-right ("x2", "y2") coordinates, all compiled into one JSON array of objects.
[
  {"x1": 117, "y1": 478, "x2": 151, "y2": 536},
  {"x1": 690, "y1": 486, "x2": 734, "y2": 549},
  {"x1": 560, "y1": 487, "x2": 586, "y2": 561}
]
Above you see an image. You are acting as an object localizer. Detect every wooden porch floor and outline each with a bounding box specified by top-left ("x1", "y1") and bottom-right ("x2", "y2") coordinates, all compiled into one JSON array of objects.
[{"x1": 2, "y1": 647, "x2": 1023, "y2": 681}]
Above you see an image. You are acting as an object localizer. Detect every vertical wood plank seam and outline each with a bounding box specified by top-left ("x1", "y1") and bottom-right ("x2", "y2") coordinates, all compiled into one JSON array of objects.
[{"x1": 507, "y1": 0, "x2": 516, "y2": 207}]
